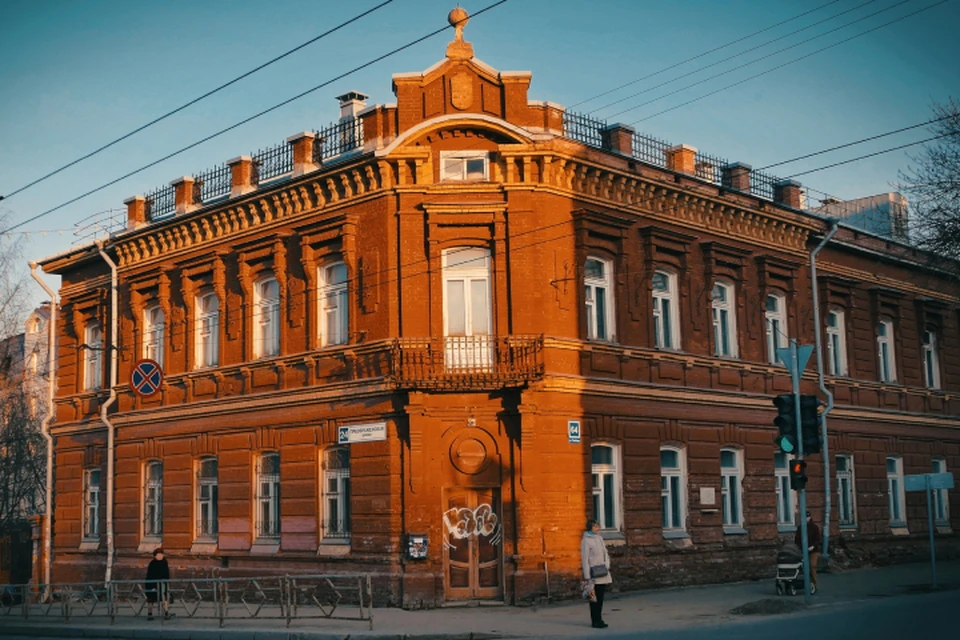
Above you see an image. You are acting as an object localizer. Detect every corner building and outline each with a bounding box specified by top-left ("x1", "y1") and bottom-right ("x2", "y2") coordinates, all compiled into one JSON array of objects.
[{"x1": 40, "y1": 14, "x2": 959, "y2": 606}]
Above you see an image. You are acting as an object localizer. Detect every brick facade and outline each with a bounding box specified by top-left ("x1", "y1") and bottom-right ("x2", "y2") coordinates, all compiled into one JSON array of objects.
[{"x1": 39, "y1": 15, "x2": 959, "y2": 607}]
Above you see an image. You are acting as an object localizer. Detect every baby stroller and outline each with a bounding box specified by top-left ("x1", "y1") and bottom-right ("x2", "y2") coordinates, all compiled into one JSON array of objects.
[{"x1": 775, "y1": 543, "x2": 811, "y2": 595}]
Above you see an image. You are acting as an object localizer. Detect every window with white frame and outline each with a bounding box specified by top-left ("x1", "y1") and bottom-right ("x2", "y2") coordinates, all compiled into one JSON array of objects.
[
  {"x1": 826, "y1": 308, "x2": 848, "y2": 376},
  {"x1": 257, "y1": 452, "x2": 280, "y2": 538},
  {"x1": 712, "y1": 281, "x2": 737, "y2": 357},
  {"x1": 196, "y1": 458, "x2": 218, "y2": 540},
  {"x1": 83, "y1": 468, "x2": 101, "y2": 540},
  {"x1": 440, "y1": 150, "x2": 489, "y2": 181},
  {"x1": 83, "y1": 322, "x2": 103, "y2": 391},
  {"x1": 836, "y1": 454, "x2": 856, "y2": 527},
  {"x1": 932, "y1": 458, "x2": 950, "y2": 526},
  {"x1": 319, "y1": 262, "x2": 349, "y2": 347},
  {"x1": 887, "y1": 455, "x2": 906, "y2": 527},
  {"x1": 584, "y1": 257, "x2": 615, "y2": 341},
  {"x1": 143, "y1": 304, "x2": 165, "y2": 368},
  {"x1": 143, "y1": 461, "x2": 163, "y2": 539},
  {"x1": 922, "y1": 328, "x2": 941, "y2": 389},
  {"x1": 660, "y1": 447, "x2": 686, "y2": 533},
  {"x1": 877, "y1": 318, "x2": 897, "y2": 383},
  {"x1": 442, "y1": 247, "x2": 493, "y2": 370},
  {"x1": 591, "y1": 443, "x2": 621, "y2": 532},
  {"x1": 765, "y1": 293, "x2": 787, "y2": 364},
  {"x1": 720, "y1": 448, "x2": 744, "y2": 528},
  {"x1": 322, "y1": 448, "x2": 351, "y2": 539},
  {"x1": 195, "y1": 292, "x2": 219, "y2": 368},
  {"x1": 254, "y1": 277, "x2": 280, "y2": 358},
  {"x1": 652, "y1": 270, "x2": 679, "y2": 349},
  {"x1": 775, "y1": 452, "x2": 795, "y2": 528}
]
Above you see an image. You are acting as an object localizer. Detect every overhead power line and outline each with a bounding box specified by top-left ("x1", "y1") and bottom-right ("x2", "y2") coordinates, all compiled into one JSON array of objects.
[
  {"x1": 0, "y1": 0, "x2": 510, "y2": 237},
  {"x1": 0, "y1": 0, "x2": 396, "y2": 204},
  {"x1": 784, "y1": 133, "x2": 951, "y2": 179}
]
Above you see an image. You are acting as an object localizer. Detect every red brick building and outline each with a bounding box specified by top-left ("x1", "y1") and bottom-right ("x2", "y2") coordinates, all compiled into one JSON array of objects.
[{"x1": 38, "y1": 11, "x2": 958, "y2": 606}]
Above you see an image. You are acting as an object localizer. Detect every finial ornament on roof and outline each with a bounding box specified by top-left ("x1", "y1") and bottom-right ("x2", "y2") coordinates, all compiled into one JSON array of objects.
[{"x1": 446, "y1": 6, "x2": 474, "y2": 60}]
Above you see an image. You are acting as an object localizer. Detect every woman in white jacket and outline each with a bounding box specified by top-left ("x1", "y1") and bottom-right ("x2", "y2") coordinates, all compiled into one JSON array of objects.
[{"x1": 581, "y1": 518, "x2": 612, "y2": 628}]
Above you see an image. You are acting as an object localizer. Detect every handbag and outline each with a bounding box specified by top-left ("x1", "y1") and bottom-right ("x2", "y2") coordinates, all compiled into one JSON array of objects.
[
  {"x1": 589, "y1": 564, "x2": 608, "y2": 579},
  {"x1": 580, "y1": 579, "x2": 597, "y2": 601}
]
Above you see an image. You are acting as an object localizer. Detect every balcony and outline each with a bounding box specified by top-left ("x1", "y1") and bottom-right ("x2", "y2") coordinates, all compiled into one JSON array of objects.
[{"x1": 392, "y1": 335, "x2": 544, "y2": 390}]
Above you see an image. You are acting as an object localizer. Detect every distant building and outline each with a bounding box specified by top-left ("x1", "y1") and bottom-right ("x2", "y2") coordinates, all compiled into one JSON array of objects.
[{"x1": 818, "y1": 192, "x2": 909, "y2": 242}]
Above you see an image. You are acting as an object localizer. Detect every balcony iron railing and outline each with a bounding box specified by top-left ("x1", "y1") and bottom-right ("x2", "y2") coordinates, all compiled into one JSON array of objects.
[{"x1": 392, "y1": 335, "x2": 543, "y2": 390}]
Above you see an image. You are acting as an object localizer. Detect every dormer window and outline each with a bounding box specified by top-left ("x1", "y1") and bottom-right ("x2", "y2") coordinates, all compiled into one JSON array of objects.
[{"x1": 440, "y1": 151, "x2": 489, "y2": 181}]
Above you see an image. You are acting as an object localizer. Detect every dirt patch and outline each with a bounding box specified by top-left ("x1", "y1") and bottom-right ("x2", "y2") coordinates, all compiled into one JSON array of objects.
[{"x1": 731, "y1": 598, "x2": 806, "y2": 616}]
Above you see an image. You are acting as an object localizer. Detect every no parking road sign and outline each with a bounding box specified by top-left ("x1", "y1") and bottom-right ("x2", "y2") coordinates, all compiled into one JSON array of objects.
[{"x1": 131, "y1": 359, "x2": 164, "y2": 396}]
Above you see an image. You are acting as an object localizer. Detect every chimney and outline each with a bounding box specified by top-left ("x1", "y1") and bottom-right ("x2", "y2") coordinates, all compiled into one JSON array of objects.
[
  {"x1": 227, "y1": 156, "x2": 256, "y2": 197},
  {"x1": 601, "y1": 123, "x2": 635, "y2": 156},
  {"x1": 665, "y1": 144, "x2": 697, "y2": 175},
  {"x1": 286, "y1": 133, "x2": 320, "y2": 177},
  {"x1": 171, "y1": 176, "x2": 200, "y2": 214},
  {"x1": 721, "y1": 162, "x2": 751, "y2": 193},
  {"x1": 774, "y1": 179, "x2": 803, "y2": 209},
  {"x1": 337, "y1": 91, "x2": 369, "y2": 121},
  {"x1": 124, "y1": 195, "x2": 148, "y2": 230}
]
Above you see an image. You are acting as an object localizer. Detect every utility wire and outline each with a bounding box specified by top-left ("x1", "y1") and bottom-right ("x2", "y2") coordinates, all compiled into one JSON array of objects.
[
  {"x1": 0, "y1": 0, "x2": 396, "y2": 204},
  {"x1": 784, "y1": 133, "x2": 951, "y2": 179},
  {"x1": 0, "y1": 0, "x2": 510, "y2": 237},
  {"x1": 570, "y1": 0, "x2": 845, "y2": 108}
]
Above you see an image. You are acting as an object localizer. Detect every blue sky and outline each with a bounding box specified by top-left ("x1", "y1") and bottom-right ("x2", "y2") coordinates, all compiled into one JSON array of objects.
[{"x1": 1, "y1": 0, "x2": 957, "y2": 309}]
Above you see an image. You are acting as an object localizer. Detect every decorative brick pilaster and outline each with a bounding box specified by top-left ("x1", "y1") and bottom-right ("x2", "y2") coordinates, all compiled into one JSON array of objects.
[
  {"x1": 124, "y1": 195, "x2": 147, "y2": 230},
  {"x1": 171, "y1": 176, "x2": 200, "y2": 214},
  {"x1": 227, "y1": 156, "x2": 256, "y2": 197},
  {"x1": 287, "y1": 132, "x2": 319, "y2": 177}
]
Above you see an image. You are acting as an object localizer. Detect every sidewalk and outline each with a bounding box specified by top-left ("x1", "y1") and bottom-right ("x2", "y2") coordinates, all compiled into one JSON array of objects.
[{"x1": 3, "y1": 560, "x2": 958, "y2": 640}]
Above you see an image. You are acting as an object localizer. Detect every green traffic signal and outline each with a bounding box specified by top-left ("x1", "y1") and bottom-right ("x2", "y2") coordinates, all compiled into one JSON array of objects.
[{"x1": 772, "y1": 394, "x2": 797, "y2": 454}]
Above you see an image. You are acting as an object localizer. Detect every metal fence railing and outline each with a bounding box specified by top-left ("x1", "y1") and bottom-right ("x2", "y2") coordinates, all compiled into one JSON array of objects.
[
  {"x1": 144, "y1": 184, "x2": 175, "y2": 221},
  {"x1": 0, "y1": 574, "x2": 373, "y2": 629}
]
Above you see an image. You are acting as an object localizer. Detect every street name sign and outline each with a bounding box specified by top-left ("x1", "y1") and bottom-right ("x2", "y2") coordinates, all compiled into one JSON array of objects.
[
  {"x1": 905, "y1": 472, "x2": 955, "y2": 492},
  {"x1": 338, "y1": 421, "x2": 387, "y2": 444}
]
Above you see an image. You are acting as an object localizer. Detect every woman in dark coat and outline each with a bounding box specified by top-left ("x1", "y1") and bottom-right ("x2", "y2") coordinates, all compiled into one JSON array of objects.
[{"x1": 144, "y1": 548, "x2": 173, "y2": 620}]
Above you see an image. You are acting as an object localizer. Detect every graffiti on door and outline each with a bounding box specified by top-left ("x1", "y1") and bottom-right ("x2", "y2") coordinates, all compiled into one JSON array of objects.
[{"x1": 442, "y1": 503, "x2": 502, "y2": 549}]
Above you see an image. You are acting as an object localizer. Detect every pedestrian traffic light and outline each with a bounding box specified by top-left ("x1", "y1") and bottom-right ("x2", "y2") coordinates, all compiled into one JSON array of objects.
[
  {"x1": 799, "y1": 395, "x2": 822, "y2": 455},
  {"x1": 789, "y1": 459, "x2": 808, "y2": 490},
  {"x1": 773, "y1": 394, "x2": 797, "y2": 454}
]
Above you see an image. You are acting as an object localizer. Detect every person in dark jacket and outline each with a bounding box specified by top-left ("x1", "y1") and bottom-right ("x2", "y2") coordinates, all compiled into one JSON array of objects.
[
  {"x1": 144, "y1": 548, "x2": 173, "y2": 620},
  {"x1": 794, "y1": 511, "x2": 822, "y2": 592}
]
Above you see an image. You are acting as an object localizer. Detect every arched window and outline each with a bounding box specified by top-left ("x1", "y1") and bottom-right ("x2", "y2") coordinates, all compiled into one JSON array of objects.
[
  {"x1": 257, "y1": 452, "x2": 280, "y2": 538},
  {"x1": 195, "y1": 291, "x2": 219, "y2": 368},
  {"x1": 720, "y1": 448, "x2": 744, "y2": 529},
  {"x1": 826, "y1": 308, "x2": 848, "y2": 376},
  {"x1": 143, "y1": 460, "x2": 163, "y2": 539},
  {"x1": 143, "y1": 304, "x2": 165, "y2": 367},
  {"x1": 442, "y1": 247, "x2": 492, "y2": 370},
  {"x1": 765, "y1": 293, "x2": 787, "y2": 364},
  {"x1": 590, "y1": 443, "x2": 621, "y2": 532},
  {"x1": 877, "y1": 318, "x2": 897, "y2": 383},
  {"x1": 652, "y1": 270, "x2": 680, "y2": 349},
  {"x1": 660, "y1": 446, "x2": 686, "y2": 533},
  {"x1": 196, "y1": 457, "x2": 218, "y2": 540},
  {"x1": 254, "y1": 277, "x2": 280, "y2": 358},
  {"x1": 322, "y1": 447, "x2": 351, "y2": 539},
  {"x1": 319, "y1": 262, "x2": 348, "y2": 347},
  {"x1": 584, "y1": 257, "x2": 615, "y2": 341},
  {"x1": 711, "y1": 281, "x2": 737, "y2": 358}
]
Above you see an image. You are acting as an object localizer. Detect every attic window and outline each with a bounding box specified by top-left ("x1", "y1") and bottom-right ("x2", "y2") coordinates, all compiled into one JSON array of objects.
[{"x1": 440, "y1": 151, "x2": 489, "y2": 181}]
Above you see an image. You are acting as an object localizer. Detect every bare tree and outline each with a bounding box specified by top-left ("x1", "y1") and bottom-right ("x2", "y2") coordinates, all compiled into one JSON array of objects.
[{"x1": 899, "y1": 99, "x2": 960, "y2": 278}]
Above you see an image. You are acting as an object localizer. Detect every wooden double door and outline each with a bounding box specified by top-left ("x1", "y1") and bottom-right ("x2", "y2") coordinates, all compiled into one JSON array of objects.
[{"x1": 442, "y1": 488, "x2": 503, "y2": 601}]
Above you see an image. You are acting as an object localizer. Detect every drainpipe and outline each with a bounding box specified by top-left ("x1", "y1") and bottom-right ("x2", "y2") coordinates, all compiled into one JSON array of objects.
[
  {"x1": 95, "y1": 240, "x2": 119, "y2": 584},
  {"x1": 29, "y1": 263, "x2": 56, "y2": 589},
  {"x1": 810, "y1": 221, "x2": 839, "y2": 561}
]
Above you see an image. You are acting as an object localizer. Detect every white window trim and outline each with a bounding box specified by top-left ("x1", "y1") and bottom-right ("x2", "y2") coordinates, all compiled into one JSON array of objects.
[
  {"x1": 439, "y1": 150, "x2": 490, "y2": 181},
  {"x1": 652, "y1": 270, "x2": 681, "y2": 350},
  {"x1": 877, "y1": 318, "x2": 897, "y2": 383},
  {"x1": 765, "y1": 293, "x2": 787, "y2": 365},
  {"x1": 826, "y1": 308, "x2": 848, "y2": 377},
  {"x1": 256, "y1": 452, "x2": 281, "y2": 539},
  {"x1": 932, "y1": 458, "x2": 950, "y2": 526},
  {"x1": 775, "y1": 451, "x2": 796, "y2": 530},
  {"x1": 143, "y1": 304, "x2": 165, "y2": 368},
  {"x1": 711, "y1": 281, "x2": 738, "y2": 358},
  {"x1": 660, "y1": 446, "x2": 687, "y2": 535},
  {"x1": 142, "y1": 460, "x2": 163, "y2": 541},
  {"x1": 321, "y1": 448, "x2": 351, "y2": 541},
  {"x1": 836, "y1": 454, "x2": 857, "y2": 528},
  {"x1": 83, "y1": 322, "x2": 103, "y2": 391},
  {"x1": 591, "y1": 442, "x2": 623, "y2": 534},
  {"x1": 253, "y1": 277, "x2": 280, "y2": 359},
  {"x1": 720, "y1": 447, "x2": 744, "y2": 530},
  {"x1": 195, "y1": 291, "x2": 219, "y2": 369},
  {"x1": 922, "y1": 328, "x2": 941, "y2": 389},
  {"x1": 83, "y1": 468, "x2": 101, "y2": 541},
  {"x1": 584, "y1": 257, "x2": 616, "y2": 342},
  {"x1": 319, "y1": 262, "x2": 349, "y2": 347},
  {"x1": 887, "y1": 455, "x2": 907, "y2": 529},
  {"x1": 195, "y1": 458, "x2": 218, "y2": 541}
]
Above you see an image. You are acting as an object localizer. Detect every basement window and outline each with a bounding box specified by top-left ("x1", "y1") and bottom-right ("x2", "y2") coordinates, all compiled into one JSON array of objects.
[{"x1": 440, "y1": 151, "x2": 489, "y2": 181}]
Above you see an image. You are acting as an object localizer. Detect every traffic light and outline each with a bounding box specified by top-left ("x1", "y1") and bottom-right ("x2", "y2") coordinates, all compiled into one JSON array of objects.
[
  {"x1": 789, "y1": 459, "x2": 808, "y2": 490},
  {"x1": 799, "y1": 395, "x2": 822, "y2": 455},
  {"x1": 773, "y1": 394, "x2": 797, "y2": 454}
]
